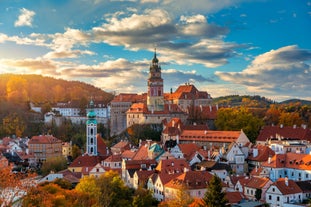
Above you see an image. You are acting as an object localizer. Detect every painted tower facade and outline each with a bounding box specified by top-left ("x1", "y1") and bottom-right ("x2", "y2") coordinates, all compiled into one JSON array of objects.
[
  {"x1": 86, "y1": 100, "x2": 97, "y2": 155},
  {"x1": 147, "y1": 50, "x2": 164, "y2": 111}
]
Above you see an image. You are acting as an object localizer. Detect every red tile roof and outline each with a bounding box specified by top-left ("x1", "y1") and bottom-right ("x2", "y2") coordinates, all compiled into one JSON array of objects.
[
  {"x1": 226, "y1": 192, "x2": 245, "y2": 204},
  {"x1": 272, "y1": 178, "x2": 302, "y2": 195},
  {"x1": 111, "y1": 93, "x2": 146, "y2": 103},
  {"x1": 245, "y1": 177, "x2": 271, "y2": 189},
  {"x1": 155, "y1": 158, "x2": 190, "y2": 174},
  {"x1": 29, "y1": 135, "x2": 62, "y2": 144},
  {"x1": 69, "y1": 154, "x2": 104, "y2": 168},
  {"x1": 178, "y1": 143, "x2": 200, "y2": 160},
  {"x1": 96, "y1": 134, "x2": 109, "y2": 156},
  {"x1": 262, "y1": 152, "x2": 311, "y2": 170},
  {"x1": 257, "y1": 125, "x2": 311, "y2": 143},
  {"x1": 180, "y1": 130, "x2": 241, "y2": 143},
  {"x1": 248, "y1": 145, "x2": 275, "y2": 162},
  {"x1": 165, "y1": 171, "x2": 213, "y2": 190}
]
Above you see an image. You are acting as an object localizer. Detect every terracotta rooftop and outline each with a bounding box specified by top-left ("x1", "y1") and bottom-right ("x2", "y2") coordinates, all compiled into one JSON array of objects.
[
  {"x1": 155, "y1": 158, "x2": 190, "y2": 174},
  {"x1": 69, "y1": 154, "x2": 104, "y2": 168},
  {"x1": 165, "y1": 171, "x2": 213, "y2": 190},
  {"x1": 226, "y1": 191, "x2": 245, "y2": 204},
  {"x1": 245, "y1": 176, "x2": 270, "y2": 189},
  {"x1": 262, "y1": 152, "x2": 311, "y2": 170},
  {"x1": 29, "y1": 135, "x2": 62, "y2": 144},
  {"x1": 111, "y1": 93, "x2": 146, "y2": 103},
  {"x1": 178, "y1": 143, "x2": 200, "y2": 160},
  {"x1": 257, "y1": 125, "x2": 311, "y2": 143},
  {"x1": 272, "y1": 178, "x2": 302, "y2": 195},
  {"x1": 248, "y1": 145, "x2": 275, "y2": 162},
  {"x1": 180, "y1": 130, "x2": 241, "y2": 143}
]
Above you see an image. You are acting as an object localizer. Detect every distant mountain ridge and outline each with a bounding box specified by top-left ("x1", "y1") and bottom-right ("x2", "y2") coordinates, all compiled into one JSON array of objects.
[{"x1": 212, "y1": 95, "x2": 311, "y2": 107}]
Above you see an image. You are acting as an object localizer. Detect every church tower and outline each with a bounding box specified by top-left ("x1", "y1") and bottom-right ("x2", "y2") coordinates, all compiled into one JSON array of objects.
[
  {"x1": 86, "y1": 100, "x2": 97, "y2": 156},
  {"x1": 147, "y1": 49, "x2": 164, "y2": 111}
]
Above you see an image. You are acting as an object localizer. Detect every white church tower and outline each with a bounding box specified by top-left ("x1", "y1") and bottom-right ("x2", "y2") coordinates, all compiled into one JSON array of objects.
[{"x1": 86, "y1": 100, "x2": 97, "y2": 156}]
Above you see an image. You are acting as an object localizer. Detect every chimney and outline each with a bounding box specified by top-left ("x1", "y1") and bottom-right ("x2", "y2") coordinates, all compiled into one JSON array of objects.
[
  {"x1": 184, "y1": 167, "x2": 189, "y2": 173},
  {"x1": 285, "y1": 177, "x2": 288, "y2": 186},
  {"x1": 253, "y1": 148, "x2": 258, "y2": 158},
  {"x1": 209, "y1": 105, "x2": 212, "y2": 112},
  {"x1": 268, "y1": 156, "x2": 271, "y2": 164}
]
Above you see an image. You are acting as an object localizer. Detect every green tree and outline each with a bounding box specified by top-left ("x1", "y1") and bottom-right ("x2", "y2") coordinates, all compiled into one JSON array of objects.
[
  {"x1": 202, "y1": 175, "x2": 228, "y2": 207},
  {"x1": 97, "y1": 170, "x2": 133, "y2": 207},
  {"x1": 41, "y1": 156, "x2": 67, "y2": 176},
  {"x1": 132, "y1": 187, "x2": 158, "y2": 207},
  {"x1": 255, "y1": 188, "x2": 262, "y2": 201},
  {"x1": 215, "y1": 107, "x2": 264, "y2": 143},
  {"x1": 72, "y1": 144, "x2": 82, "y2": 160}
]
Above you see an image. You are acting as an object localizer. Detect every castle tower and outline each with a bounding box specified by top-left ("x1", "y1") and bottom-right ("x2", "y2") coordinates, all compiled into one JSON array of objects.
[
  {"x1": 86, "y1": 100, "x2": 97, "y2": 156},
  {"x1": 147, "y1": 49, "x2": 164, "y2": 111}
]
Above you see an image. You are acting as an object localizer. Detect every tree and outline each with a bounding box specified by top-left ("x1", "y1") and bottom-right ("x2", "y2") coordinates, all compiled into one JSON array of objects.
[
  {"x1": 255, "y1": 188, "x2": 262, "y2": 201},
  {"x1": 215, "y1": 107, "x2": 264, "y2": 143},
  {"x1": 202, "y1": 175, "x2": 228, "y2": 207},
  {"x1": 40, "y1": 156, "x2": 67, "y2": 176},
  {"x1": 2, "y1": 112, "x2": 26, "y2": 137},
  {"x1": 97, "y1": 170, "x2": 133, "y2": 207},
  {"x1": 159, "y1": 185, "x2": 193, "y2": 207},
  {"x1": 75, "y1": 176, "x2": 100, "y2": 203},
  {"x1": 132, "y1": 187, "x2": 158, "y2": 207},
  {"x1": 0, "y1": 167, "x2": 36, "y2": 206}
]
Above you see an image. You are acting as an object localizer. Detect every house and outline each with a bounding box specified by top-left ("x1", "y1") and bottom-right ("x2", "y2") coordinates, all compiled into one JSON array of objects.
[
  {"x1": 196, "y1": 160, "x2": 232, "y2": 182},
  {"x1": 295, "y1": 180, "x2": 311, "y2": 202},
  {"x1": 101, "y1": 154, "x2": 122, "y2": 175},
  {"x1": 265, "y1": 177, "x2": 303, "y2": 206},
  {"x1": 170, "y1": 143, "x2": 207, "y2": 167},
  {"x1": 226, "y1": 191, "x2": 245, "y2": 205},
  {"x1": 261, "y1": 152, "x2": 311, "y2": 182},
  {"x1": 110, "y1": 140, "x2": 131, "y2": 155},
  {"x1": 247, "y1": 145, "x2": 275, "y2": 171},
  {"x1": 269, "y1": 139, "x2": 307, "y2": 154},
  {"x1": 122, "y1": 159, "x2": 157, "y2": 188},
  {"x1": 28, "y1": 135, "x2": 62, "y2": 161},
  {"x1": 133, "y1": 170, "x2": 155, "y2": 189},
  {"x1": 223, "y1": 142, "x2": 247, "y2": 175},
  {"x1": 68, "y1": 154, "x2": 104, "y2": 177},
  {"x1": 178, "y1": 129, "x2": 250, "y2": 149},
  {"x1": 164, "y1": 170, "x2": 214, "y2": 200},
  {"x1": 89, "y1": 163, "x2": 106, "y2": 178},
  {"x1": 256, "y1": 125, "x2": 311, "y2": 145},
  {"x1": 147, "y1": 158, "x2": 190, "y2": 201},
  {"x1": 243, "y1": 177, "x2": 272, "y2": 201}
]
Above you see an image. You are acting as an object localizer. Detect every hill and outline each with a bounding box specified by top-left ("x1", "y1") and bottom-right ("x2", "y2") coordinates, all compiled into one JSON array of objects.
[
  {"x1": 212, "y1": 95, "x2": 275, "y2": 108},
  {"x1": 279, "y1": 99, "x2": 311, "y2": 105},
  {"x1": 0, "y1": 74, "x2": 114, "y2": 104}
]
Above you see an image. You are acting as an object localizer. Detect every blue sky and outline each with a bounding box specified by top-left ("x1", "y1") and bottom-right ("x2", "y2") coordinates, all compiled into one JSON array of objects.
[{"x1": 0, "y1": 0, "x2": 310, "y2": 102}]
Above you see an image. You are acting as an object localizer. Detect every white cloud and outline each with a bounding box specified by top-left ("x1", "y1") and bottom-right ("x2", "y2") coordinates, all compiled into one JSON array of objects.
[
  {"x1": 15, "y1": 8, "x2": 35, "y2": 27},
  {"x1": 215, "y1": 45, "x2": 311, "y2": 99}
]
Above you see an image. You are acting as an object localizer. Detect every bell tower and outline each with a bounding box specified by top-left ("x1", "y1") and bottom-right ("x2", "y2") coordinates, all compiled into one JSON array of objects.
[
  {"x1": 147, "y1": 49, "x2": 164, "y2": 112},
  {"x1": 86, "y1": 99, "x2": 97, "y2": 156}
]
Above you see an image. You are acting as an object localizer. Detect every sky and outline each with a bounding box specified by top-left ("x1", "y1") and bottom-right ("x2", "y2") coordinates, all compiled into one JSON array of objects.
[{"x1": 0, "y1": 0, "x2": 311, "y2": 102}]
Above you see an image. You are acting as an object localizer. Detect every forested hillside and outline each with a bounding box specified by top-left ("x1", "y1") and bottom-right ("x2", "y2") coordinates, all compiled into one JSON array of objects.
[
  {"x1": 0, "y1": 74, "x2": 114, "y2": 104},
  {"x1": 0, "y1": 74, "x2": 114, "y2": 138}
]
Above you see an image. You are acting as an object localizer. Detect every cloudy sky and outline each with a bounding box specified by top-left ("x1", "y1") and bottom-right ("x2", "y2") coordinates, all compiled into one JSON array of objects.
[{"x1": 0, "y1": 0, "x2": 310, "y2": 102}]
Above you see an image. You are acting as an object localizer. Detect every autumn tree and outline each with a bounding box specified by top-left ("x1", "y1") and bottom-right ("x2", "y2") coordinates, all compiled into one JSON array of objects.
[
  {"x1": 132, "y1": 187, "x2": 158, "y2": 207},
  {"x1": 159, "y1": 185, "x2": 193, "y2": 207},
  {"x1": 40, "y1": 156, "x2": 67, "y2": 176},
  {"x1": 279, "y1": 111, "x2": 304, "y2": 127},
  {"x1": 0, "y1": 167, "x2": 36, "y2": 206},
  {"x1": 2, "y1": 112, "x2": 26, "y2": 137},
  {"x1": 97, "y1": 170, "x2": 133, "y2": 207},
  {"x1": 264, "y1": 104, "x2": 281, "y2": 125},
  {"x1": 6, "y1": 76, "x2": 28, "y2": 103},
  {"x1": 215, "y1": 107, "x2": 264, "y2": 143},
  {"x1": 202, "y1": 175, "x2": 228, "y2": 207}
]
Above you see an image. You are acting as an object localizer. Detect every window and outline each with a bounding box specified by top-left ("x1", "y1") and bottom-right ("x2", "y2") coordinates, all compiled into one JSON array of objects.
[
  {"x1": 277, "y1": 196, "x2": 280, "y2": 201},
  {"x1": 269, "y1": 195, "x2": 272, "y2": 200}
]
